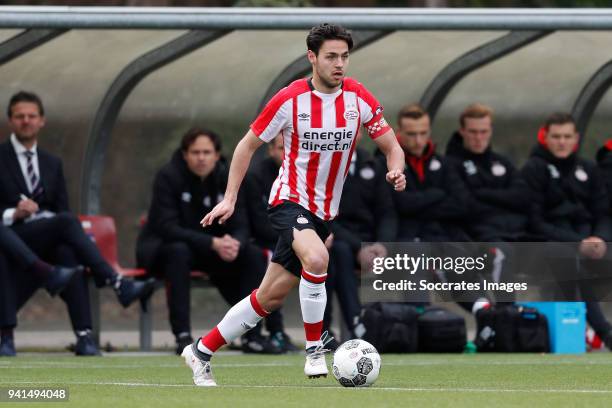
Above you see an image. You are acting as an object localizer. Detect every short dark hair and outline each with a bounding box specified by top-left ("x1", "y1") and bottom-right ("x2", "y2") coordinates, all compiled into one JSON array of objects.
[
  {"x1": 544, "y1": 112, "x2": 576, "y2": 130},
  {"x1": 8, "y1": 91, "x2": 44, "y2": 118},
  {"x1": 460, "y1": 103, "x2": 493, "y2": 128},
  {"x1": 180, "y1": 127, "x2": 221, "y2": 152},
  {"x1": 306, "y1": 23, "x2": 353, "y2": 55},
  {"x1": 397, "y1": 103, "x2": 428, "y2": 126}
]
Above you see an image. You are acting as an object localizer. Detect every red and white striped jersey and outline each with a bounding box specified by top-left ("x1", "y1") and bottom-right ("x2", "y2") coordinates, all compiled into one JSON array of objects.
[{"x1": 251, "y1": 77, "x2": 391, "y2": 220}]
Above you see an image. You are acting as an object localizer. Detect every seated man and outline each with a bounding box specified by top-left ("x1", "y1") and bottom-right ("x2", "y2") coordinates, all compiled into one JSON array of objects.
[
  {"x1": 325, "y1": 141, "x2": 397, "y2": 344},
  {"x1": 0, "y1": 91, "x2": 154, "y2": 356},
  {"x1": 137, "y1": 127, "x2": 271, "y2": 354},
  {"x1": 390, "y1": 104, "x2": 485, "y2": 311},
  {"x1": 522, "y1": 113, "x2": 612, "y2": 348},
  {"x1": 445, "y1": 103, "x2": 530, "y2": 304},
  {"x1": 445, "y1": 103, "x2": 529, "y2": 243},
  {"x1": 391, "y1": 104, "x2": 470, "y2": 242},
  {"x1": 244, "y1": 135, "x2": 296, "y2": 352}
]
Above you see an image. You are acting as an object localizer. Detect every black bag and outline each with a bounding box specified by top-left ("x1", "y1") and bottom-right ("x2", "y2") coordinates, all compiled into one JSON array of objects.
[
  {"x1": 362, "y1": 302, "x2": 419, "y2": 353},
  {"x1": 515, "y1": 307, "x2": 550, "y2": 352},
  {"x1": 417, "y1": 306, "x2": 467, "y2": 353},
  {"x1": 475, "y1": 304, "x2": 549, "y2": 352}
]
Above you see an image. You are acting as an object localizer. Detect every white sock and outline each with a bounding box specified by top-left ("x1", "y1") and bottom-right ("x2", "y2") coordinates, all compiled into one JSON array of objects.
[
  {"x1": 300, "y1": 270, "x2": 327, "y2": 349},
  {"x1": 217, "y1": 290, "x2": 268, "y2": 343}
]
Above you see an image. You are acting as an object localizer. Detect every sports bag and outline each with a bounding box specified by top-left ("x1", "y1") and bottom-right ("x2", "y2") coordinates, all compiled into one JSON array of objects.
[
  {"x1": 417, "y1": 306, "x2": 467, "y2": 353},
  {"x1": 475, "y1": 304, "x2": 549, "y2": 352},
  {"x1": 361, "y1": 302, "x2": 419, "y2": 353}
]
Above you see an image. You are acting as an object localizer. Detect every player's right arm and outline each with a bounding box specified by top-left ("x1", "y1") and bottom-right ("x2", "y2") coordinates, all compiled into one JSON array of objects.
[{"x1": 201, "y1": 131, "x2": 264, "y2": 226}]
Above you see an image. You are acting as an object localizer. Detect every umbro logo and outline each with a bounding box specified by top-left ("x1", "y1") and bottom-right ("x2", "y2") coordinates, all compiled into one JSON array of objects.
[
  {"x1": 298, "y1": 113, "x2": 310, "y2": 121},
  {"x1": 241, "y1": 322, "x2": 253, "y2": 330}
]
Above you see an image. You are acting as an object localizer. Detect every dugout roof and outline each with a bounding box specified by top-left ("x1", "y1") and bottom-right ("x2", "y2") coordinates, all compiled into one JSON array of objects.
[{"x1": 1, "y1": 8, "x2": 612, "y2": 264}]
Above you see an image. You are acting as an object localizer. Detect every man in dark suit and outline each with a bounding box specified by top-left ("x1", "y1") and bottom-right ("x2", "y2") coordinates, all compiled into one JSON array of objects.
[
  {"x1": 0, "y1": 91, "x2": 154, "y2": 356},
  {"x1": 0, "y1": 222, "x2": 86, "y2": 356}
]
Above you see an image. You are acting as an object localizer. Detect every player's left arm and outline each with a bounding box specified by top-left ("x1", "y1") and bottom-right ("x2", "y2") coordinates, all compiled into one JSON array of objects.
[
  {"x1": 373, "y1": 129, "x2": 406, "y2": 191},
  {"x1": 356, "y1": 81, "x2": 405, "y2": 191}
]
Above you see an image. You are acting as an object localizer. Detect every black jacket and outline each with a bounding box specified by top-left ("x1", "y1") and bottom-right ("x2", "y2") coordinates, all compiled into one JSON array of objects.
[
  {"x1": 596, "y1": 141, "x2": 612, "y2": 214},
  {"x1": 0, "y1": 141, "x2": 69, "y2": 216},
  {"x1": 244, "y1": 157, "x2": 280, "y2": 250},
  {"x1": 137, "y1": 150, "x2": 249, "y2": 270},
  {"x1": 331, "y1": 148, "x2": 397, "y2": 253},
  {"x1": 391, "y1": 141, "x2": 470, "y2": 242},
  {"x1": 521, "y1": 142, "x2": 611, "y2": 242},
  {"x1": 445, "y1": 132, "x2": 529, "y2": 241}
]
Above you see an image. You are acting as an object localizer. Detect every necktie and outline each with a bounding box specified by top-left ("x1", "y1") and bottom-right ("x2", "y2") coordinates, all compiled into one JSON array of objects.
[{"x1": 24, "y1": 150, "x2": 44, "y2": 199}]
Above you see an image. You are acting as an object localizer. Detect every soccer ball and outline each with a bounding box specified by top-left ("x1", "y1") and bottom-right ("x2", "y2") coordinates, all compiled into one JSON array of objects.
[{"x1": 332, "y1": 339, "x2": 381, "y2": 387}]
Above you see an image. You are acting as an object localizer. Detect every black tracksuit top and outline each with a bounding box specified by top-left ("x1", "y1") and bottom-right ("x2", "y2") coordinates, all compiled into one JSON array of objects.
[
  {"x1": 445, "y1": 132, "x2": 529, "y2": 241},
  {"x1": 521, "y1": 143, "x2": 611, "y2": 242},
  {"x1": 390, "y1": 141, "x2": 470, "y2": 242}
]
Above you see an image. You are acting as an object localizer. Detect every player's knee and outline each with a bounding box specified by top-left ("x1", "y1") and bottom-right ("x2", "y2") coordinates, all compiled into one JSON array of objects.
[{"x1": 303, "y1": 250, "x2": 329, "y2": 274}]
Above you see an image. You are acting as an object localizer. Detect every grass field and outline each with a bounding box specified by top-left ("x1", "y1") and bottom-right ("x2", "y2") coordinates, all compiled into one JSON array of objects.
[{"x1": 2, "y1": 352, "x2": 612, "y2": 407}]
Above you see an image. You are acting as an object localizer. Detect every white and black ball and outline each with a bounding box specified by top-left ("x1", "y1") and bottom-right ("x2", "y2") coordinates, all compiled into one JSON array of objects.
[{"x1": 332, "y1": 339, "x2": 381, "y2": 387}]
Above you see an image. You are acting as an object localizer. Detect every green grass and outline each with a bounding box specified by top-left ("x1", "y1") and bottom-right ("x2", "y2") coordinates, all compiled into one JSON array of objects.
[{"x1": 2, "y1": 352, "x2": 612, "y2": 407}]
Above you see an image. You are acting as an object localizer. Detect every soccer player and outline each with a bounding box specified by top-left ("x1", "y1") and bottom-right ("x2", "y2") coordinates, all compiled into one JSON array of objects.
[{"x1": 182, "y1": 23, "x2": 406, "y2": 386}]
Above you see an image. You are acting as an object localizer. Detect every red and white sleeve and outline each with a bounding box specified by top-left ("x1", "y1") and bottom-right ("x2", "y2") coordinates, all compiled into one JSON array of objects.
[
  {"x1": 250, "y1": 90, "x2": 291, "y2": 143},
  {"x1": 357, "y1": 84, "x2": 391, "y2": 140}
]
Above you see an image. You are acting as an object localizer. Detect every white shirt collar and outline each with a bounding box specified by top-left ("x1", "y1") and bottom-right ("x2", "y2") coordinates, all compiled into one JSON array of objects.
[{"x1": 10, "y1": 133, "x2": 37, "y2": 156}]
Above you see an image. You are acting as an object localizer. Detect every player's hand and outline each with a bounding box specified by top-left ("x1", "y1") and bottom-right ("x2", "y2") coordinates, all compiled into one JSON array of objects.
[
  {"x1": 579, "y1": 236, "x2": 607, "y2": 260},
  {"x1": 386, "y1": 169, "x2": 406, "y2": 191},
  {"x1": 201, "y1": 198, "x2": 235, "y2": 227}
]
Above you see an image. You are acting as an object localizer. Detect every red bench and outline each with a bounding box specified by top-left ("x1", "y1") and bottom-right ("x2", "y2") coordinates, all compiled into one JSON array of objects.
[{"x1": 79, "y1": 215, "x2": 146, "y2": 279}]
